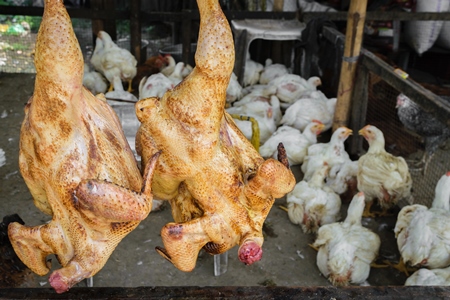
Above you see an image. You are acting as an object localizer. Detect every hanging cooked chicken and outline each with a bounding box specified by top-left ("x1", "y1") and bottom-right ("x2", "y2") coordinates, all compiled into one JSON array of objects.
[
  {"x1": 135, "y1": 0, "x2": 296, "y2": 272},
  {"x1": 8, "y1": 0, "x2": 159, "y2": 293}
]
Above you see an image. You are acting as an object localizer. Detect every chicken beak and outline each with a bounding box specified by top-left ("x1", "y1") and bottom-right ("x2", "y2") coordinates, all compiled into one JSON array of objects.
[
  {"x1": 345, "y1": 128, "x2": 353, "y2": 137},
  {"x1": 358, "y1": 127, "x2": 367, "y2": 137},
  {"x1": 317, "y1": 124, "x2": 325, "y2": 133}
]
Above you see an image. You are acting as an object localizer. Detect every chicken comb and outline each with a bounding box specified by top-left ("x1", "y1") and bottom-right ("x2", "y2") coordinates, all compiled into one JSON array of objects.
[
  {"x1": 446, "y1": 171, "x2": 450, "y2": 176},
  {"x1": 312, "y1": 119, "x2": 323, "y2": 124}
]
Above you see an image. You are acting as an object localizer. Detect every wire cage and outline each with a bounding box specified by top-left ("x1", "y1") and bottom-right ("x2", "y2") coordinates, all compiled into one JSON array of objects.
[
  {"x1": 315, "y1": 26, "x2": 450, "y2": 209},
  {"x1": 365, "y1": 72, "x2": 450, "y2": 207}
]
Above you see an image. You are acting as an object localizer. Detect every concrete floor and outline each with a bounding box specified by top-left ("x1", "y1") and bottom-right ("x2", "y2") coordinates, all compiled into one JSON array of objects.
[{"x1": 0, "y1": 73, "x2": 408, "y2": 290}]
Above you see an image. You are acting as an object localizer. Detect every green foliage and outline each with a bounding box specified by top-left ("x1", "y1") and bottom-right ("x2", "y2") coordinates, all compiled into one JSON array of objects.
[
  {"x1": 116, "y1": 20, "x2": 130, "y2": 38},
  {"x1": 71, "y1": 18, "x2": 91, "y2": 30},
  {"x1": 10, "y1": 42, "x2": 27, "y2": 51},
  {"x1": 0, "y1": 15, "x2": 42, "y2": 34}
]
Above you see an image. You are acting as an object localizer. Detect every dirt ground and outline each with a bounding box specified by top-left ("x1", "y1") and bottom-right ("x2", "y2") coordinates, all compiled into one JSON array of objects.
[{"x1": 0, "y1": 73, "x2": 408, "y2": 290}]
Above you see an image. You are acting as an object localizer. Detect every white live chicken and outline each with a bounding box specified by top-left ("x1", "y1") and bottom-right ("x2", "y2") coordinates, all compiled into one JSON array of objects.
[
  {"x1": 259, "y1": 121, "x2": 325, "y2": 166},
  {"x1": 138, "y1": 73, "x2": 174, "y2": 100},
  {"x1": 167, "y1": 62, "x2": 186, "y2": 85},
  {"x1": 160, "y1": 55, "x2": 176, "y2": 77},
  {"x1": 394, "y1": 171, "x2": 450, "y2": 271},
  {"x1": 243, "y1": 56, "x2": 264, "y2": 87},
  {"x1": 226, "y1": 96, "x2": 279, "y2": 145},
  {"x1": 90, "y1": 30, "x2": 137, "y2": 92},
  {"x1": 301, "y1": 126, "x2": 353, "y2": 182},
  {"x1": 269, "y1": 74, "x2": 322, "y2": 108},
  {"x1": 241, "y1": 84, "x2": 276, "y2": 97},
  {"x1": 82, "y1": 63, "x2": 108, "y2": 95},
  {"x1": 405, "y1": 266, "x2": 450, "y2": 286},
  {"x1": 325, "y1": 159, "x2": 359, "y2": 196},
  {"x1": 259, "y1": 58, "x2": 289, "y2": 84},
  {"x1": 226, "y1": 72, "x2": 243, "y2": 104},
  {"x1": 226, "y1": 103, "x2": 276, "y2": 145},
  {"x1": 357, "y1": 125, "x2": 412, "y2": 217},
  {"x1": 286, "y1": 163, "x2": 341, "y2": 234},
  {"x1": 280, "y1": 91, "x2": 336, "y2": 131},
  {"x1": 313, "y1": 192, "x2": 381, "y2": 286},
  {"x1": 234, "y1": 88, "x2": 281, "y2": 125}
]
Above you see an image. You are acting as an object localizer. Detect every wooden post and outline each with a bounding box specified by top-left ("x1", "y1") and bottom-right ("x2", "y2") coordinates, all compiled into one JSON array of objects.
[
  {"x1": 130, "y1": 0, "x2": 142, "y2": 64},
  {"x1": 181, "y1": 10, "x2": 193, "y2": 65},
  {"x1": 273, "y1": 0, "x2": 284, "y2": 12},
  {"x1": 272, "y1": 0, "x2": 284, "y2": 63},
  {"x1": 91, "y1": 0, "x2": 116, "y2": 44},
  {"x1": 332, "y1": 0, "x2": 368, "y2": 131}
]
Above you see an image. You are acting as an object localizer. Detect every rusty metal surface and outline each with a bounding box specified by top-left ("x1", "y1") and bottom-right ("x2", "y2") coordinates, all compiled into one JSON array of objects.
[{"x1": 1, "y1": 286, "x2": 450, "y2": 299}]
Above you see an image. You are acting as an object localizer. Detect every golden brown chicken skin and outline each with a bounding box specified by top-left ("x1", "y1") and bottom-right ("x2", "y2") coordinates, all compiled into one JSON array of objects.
[
  {"x1": 8, "y1": 0, "x2": 159, "y2": 293},
  {"x1": 136, "y1": 0, "x2": 296, "y2": 272}
]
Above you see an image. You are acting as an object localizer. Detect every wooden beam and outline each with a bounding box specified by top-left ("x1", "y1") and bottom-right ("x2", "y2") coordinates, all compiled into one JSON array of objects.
[
  {"x1": 333, "y1": 0, "x2": 368, "y2": 131},
  {"x1": 360, "y1": 49, "x2": 450, "y2": 127},
  {"x1": 2, "y1": 286, "x2": 450, "y2": 299},
  {"x1": 0, "y1": 5, "x2": 129, "y2": 19},
  {"x1": 301, "y1": 11, "x2": 450, "y2": 22},
  {"x1": 90, "y1": 0, "x2": 117, "y2": 41},
  {"x1": 348, "y1": 63, "x2": 369, "y2": 156},
  {"x1": 2, "y1": 6, "x2": 450, "y2": 22}
]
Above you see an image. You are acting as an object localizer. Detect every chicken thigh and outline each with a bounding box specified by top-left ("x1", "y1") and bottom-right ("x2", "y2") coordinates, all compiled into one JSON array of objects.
[
  {"x1": 136, "y1": 0, "x2": 296, "y2": 272},
  {"x1": 8, "y1": 0, "x2": 159, "y2": 293}
]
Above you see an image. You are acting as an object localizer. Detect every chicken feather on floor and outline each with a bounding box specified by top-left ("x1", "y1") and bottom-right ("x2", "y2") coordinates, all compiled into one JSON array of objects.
[
  {"x1": 7, "y1": 0, "x2": 160, "y2": 293},
  {"x1": 313, "y1": 192, "x2": 381, "y2": 286},
  {"x1": 135, "y1": 0, "x2": 295, "y2": 273}
]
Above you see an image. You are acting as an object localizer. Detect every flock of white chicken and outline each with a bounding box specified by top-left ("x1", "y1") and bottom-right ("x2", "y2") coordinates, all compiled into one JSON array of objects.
[{"x1": 81, "y1": 32, "x2": 450, "y2": 287}]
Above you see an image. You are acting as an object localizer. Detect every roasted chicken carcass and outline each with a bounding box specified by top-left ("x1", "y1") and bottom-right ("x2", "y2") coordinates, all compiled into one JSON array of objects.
[
  {"x1": 136, "y1": 0, "x2": 296, "y2": 272},
  {"x1": 8, "y1": 0, "x2": 159, "y2": 293}
]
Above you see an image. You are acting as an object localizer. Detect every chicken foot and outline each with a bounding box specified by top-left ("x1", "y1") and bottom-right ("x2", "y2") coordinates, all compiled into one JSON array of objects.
[
  {"x1": 8, "y1": 221, "x2": 70, "y2": 276},
  {"x1": 156, "y1": 215, "x2": 236, "y2": 272},
  {"x1": 383, "y1": 257, "x2": 418, "y2": 277}
]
